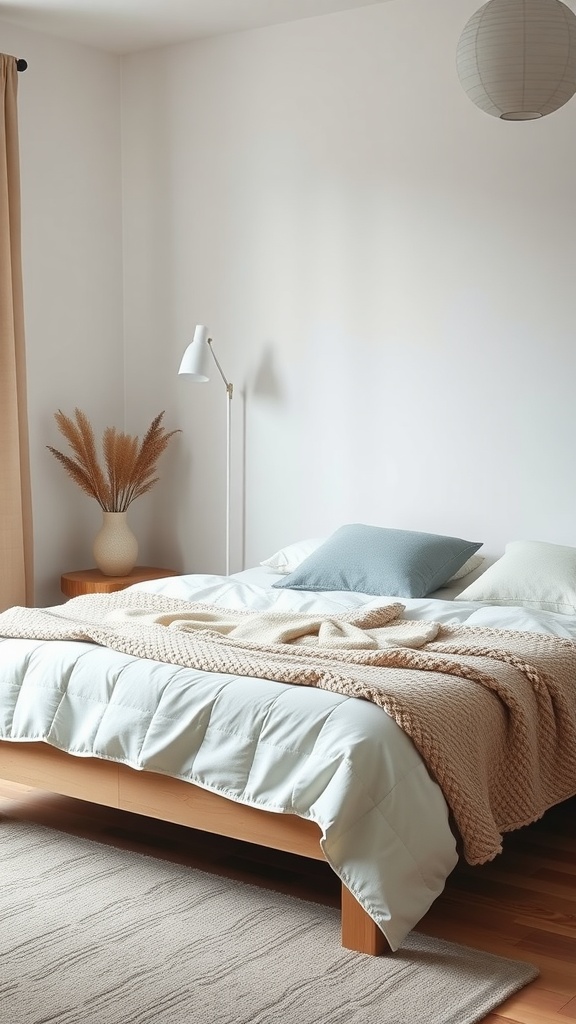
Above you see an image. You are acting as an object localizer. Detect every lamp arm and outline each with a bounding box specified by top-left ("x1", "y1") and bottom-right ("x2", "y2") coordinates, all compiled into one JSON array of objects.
[{"x1": 207, "y1": 339, "x2": 233, "y2": 399}]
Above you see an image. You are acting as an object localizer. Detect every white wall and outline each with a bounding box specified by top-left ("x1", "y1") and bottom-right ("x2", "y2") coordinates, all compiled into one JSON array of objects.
[
  {"x1": 121, "y1": 0, "x2": 576, "y2": 577},
  {"x1": 0, "y1": 21, "x2": 124, "y2": 604},
  {"x1": 5, "y1": 0, "x2": 576, "y2": 599}
]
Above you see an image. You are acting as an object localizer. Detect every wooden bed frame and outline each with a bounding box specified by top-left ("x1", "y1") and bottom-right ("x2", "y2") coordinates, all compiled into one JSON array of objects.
[{"x1": 0, "y1": 740, "x2": 389, "y2": 956}]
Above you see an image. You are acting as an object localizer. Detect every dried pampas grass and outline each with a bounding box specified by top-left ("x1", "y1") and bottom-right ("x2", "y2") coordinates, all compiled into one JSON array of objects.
[{"x1": 47, "y1": 409, "x2": 180, "y2": 512}]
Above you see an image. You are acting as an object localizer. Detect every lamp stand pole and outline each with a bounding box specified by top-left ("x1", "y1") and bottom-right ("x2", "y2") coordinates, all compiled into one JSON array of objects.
[{"x1": 207, "y1": 339, "x2": 233, "y2": 576}]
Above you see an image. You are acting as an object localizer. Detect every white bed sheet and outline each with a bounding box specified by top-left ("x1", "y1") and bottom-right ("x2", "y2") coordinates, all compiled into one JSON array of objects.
[
  {"x1": 3, "y1": 568, "x2": 576, "y2": 950},
  {"x1": 131, "y1": 564, "x2": 576, "y2": 639}
]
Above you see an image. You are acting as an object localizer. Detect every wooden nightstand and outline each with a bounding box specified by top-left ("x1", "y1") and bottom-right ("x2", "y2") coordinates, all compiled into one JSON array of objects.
[{"x1": 61, "y1": 566, "x2": 179, "y2": 598}]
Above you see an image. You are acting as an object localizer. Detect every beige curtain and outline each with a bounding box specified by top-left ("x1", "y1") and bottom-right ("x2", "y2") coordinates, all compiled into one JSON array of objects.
[{"x1": 0, "y1": 54, "x2": 33, "y2": 610}]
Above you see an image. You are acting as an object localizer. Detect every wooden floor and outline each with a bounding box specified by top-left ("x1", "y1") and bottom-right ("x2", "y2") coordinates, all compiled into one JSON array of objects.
[{"x1": 1, "y1": 780, "x2": 575, "y2": 1023}]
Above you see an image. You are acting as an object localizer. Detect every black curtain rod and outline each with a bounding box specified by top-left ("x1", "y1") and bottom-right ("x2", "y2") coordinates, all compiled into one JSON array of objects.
[{"x1": 16, "y1": 58, "x2": 27, "y2": 71}]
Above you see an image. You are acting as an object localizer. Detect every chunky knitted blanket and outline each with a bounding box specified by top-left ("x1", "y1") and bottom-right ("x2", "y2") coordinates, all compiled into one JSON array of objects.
[{"x1": 2, "y1": 590, "x2": 576, "y2": 865}]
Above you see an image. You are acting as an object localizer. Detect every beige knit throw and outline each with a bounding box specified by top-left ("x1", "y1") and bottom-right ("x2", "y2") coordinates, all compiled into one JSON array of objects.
[{"x1": 2, "y1": 590, "x2": 576, "y2": 865}]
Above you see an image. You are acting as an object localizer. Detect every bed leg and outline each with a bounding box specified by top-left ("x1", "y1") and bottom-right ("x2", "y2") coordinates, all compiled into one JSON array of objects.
[{"x1": 340, "y1": 883, "x2": 391, "y2": 955}]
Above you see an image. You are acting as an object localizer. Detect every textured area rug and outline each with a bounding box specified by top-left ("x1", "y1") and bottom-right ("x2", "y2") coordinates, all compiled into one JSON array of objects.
[{"x1": 0, "y1": 820, "x2": 538, "y2": 1024}]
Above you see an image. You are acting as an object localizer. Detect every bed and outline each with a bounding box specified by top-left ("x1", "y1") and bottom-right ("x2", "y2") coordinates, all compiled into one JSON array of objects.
[{"x1": 2, "y1": 528, "x2": 576, "y2": 955}]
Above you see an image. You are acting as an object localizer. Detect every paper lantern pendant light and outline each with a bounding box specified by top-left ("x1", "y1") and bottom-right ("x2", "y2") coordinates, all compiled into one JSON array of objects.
[{"x1": 456, "y1": 0, "x2": 576, "y2": 120}]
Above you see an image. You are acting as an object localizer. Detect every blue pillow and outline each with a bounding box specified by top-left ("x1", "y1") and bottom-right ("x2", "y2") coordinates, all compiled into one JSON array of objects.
[{"x1": 272, "y1": 524, "x2": 482, "y2": 598}]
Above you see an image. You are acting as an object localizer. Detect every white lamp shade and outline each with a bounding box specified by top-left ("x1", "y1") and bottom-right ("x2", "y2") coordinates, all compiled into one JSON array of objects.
[
  {"x1": 456, "y1": 0, "x2": 576, "y2": 120},
  {"x1": 178, "y1": 324, "x2": 211, "y2": 380}
]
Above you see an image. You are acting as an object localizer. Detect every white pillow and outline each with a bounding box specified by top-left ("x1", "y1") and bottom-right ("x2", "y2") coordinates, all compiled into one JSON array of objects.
[
  {"x1": 449, "y1": 553, "x2": 485, "y2": 581},
  {"x1": 457, "y1": 540, "x2": 576, "y2": 613},
  {"x1": 260, "y1": 538, "x2": 325, "y2": 574},
  {"x1": 262, "y1": 539, "x2": 483, "y2": 581}
]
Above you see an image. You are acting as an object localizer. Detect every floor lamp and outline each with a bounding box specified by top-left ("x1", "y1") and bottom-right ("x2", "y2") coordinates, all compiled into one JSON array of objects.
[{"x1": 178, "y1": 325, "x2": 233, "y2": 576}]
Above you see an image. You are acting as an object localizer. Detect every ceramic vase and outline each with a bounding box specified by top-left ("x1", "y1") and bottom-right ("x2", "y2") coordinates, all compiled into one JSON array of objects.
[{"x1": 92, "y1": 510, "x2": 138, "y2": 576}]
